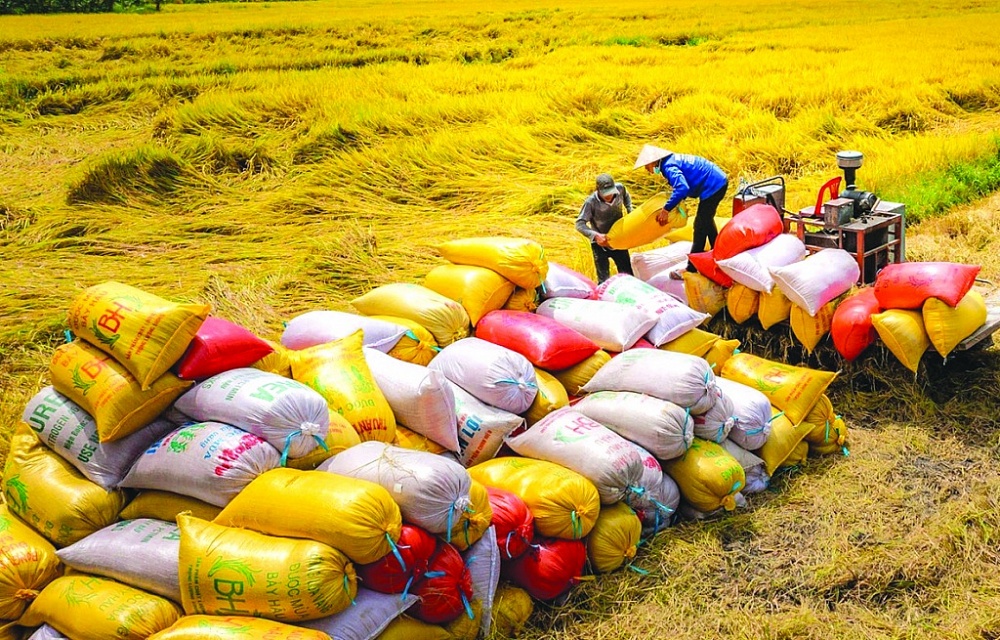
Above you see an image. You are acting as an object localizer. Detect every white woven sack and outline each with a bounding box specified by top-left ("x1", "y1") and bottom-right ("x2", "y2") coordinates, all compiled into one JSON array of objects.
[
  {"x1": 56, "y1": 518, "x2": 181, "y2": 601},
  {"x1": 646, "y1": 268, "x2": 689, "y2": 304},
  {"x1": 716, "y1": 377, "x2": 772, "y2": 451},
  {"x1": 505, "y1": 408, "x2": 644, "y2": 504},
  {"x1": 120, "y1": 422, "x2": 280, "y2": 507},
  {"x1": 26, "y1": 626, "x2": 67, "y2": 640},
  {"x1": 571, "y1": 390, "x2": 692, "y2": 461},
  {"x1": 630, "y1": 444, "x2": 678, "y2": 534},
  {"x1": 452, "y1": 383, "x2": 525, "y2": 467},
  {"x1": 462, "y1": 526, "x2": 501, "y2": 637},
  {"x1": 540, "y1": 262, "x2": 595, "y2": 300},
  {"x1": 319, "y1": 442, "x2": 472, "y2": 536},
  {"x1": 281, "y1": 310, "x2": 407, "y2": 352},
  {"x1": 769, "y1": 248, "x2": 860, "y2": 316},
  {"x1": 721, "y1": 440, "x2": 769, "y2": 494},
  {"x1": 22, "y1": 387, "x2": 175, "y2": 490},
  {"x1": 428, "y1": 337, "x2": 537, "y2": 414},
  {"x1": 693, "y1": 390, "x2": 737, "y2": 443},
  {"x1": 631, "y1": 241, "x2": 693, "y2": 281},
  {"x1": 364, "y1": 348, "x2": 459, "y2": 452},
  {"x1": 580, "y1": 349, "x2": 719, "y2": 415},
  {"x1": 173, "y1": 368, "x2": 329, "y2": 460},
  {"x1": 716, "y1": 234, "x2": 807, "y2": 293},
  {"x1": 299, "y1": 589, "x2": 418, "y2": 640},
  {"x1": 596, "y1": 274, "x2": 709, "y2": 345},
  {"x1": 536, "y1": 298, "x2": 659, "y2": 352}
]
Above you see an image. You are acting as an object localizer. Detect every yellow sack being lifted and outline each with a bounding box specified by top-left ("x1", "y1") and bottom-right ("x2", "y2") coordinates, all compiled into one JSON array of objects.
[
  {"x1": 662, "y1": 438, "x2": 745, "y2": 512},
  {"x1": 119, "y1": 490, "x2": 223, "y2": 523},
  {"x1": 0, "y1": 505, "x2": 62, "y2": 620},
  {"x1": 251, "y1": 340, "x2": 293, "y2": 378},
  {"x1": 149, "y1": 615, "x2": 331, "y2": 640},
  {"x1": 423, "y1": 264, "x2": 515, "y2": 327},
  {"x1": 683, "y1": 272, "x2": 727, "y2": 318},
  {"x1": 727, "y1": 284, "x2": 760, "y2": 325},
  {"x1": 214, "y1": 468, "x2": 402, "y2": 565},
  {"x1": 491, "y1": 584, "x2": 534, "y2": 638},
  {"x1": 291, "y1": 330, "x2": 395, "y2": 443},
  {"x1": 661, "y1": 327, "x2": 720, "y2": 358},
  {"x1": 502, "y1": 287, "x2": 539, "y2": 313},
  {"x1": 585, "y1": 502, "x2": 641, "y2": 574},
  {"x1": 757, "y1": 408, "x2": 815, "y2": 475},
  {"x1": 370, "y1": 315, "x2": 438, "y2": 366},
  {"x1": 871, "y1": 309, "x2": 929, "y2": 374},
  {"x1": 790, "y1": 299, "x2": 836, "y2": 354},
  {"x1": 287, "y1": 410, "x2": 360, "y2": 470},
  {"x1": 468, "y1": 458, "x2": 600, "y2": 540},
  {"x1": 549, "y1": 350, "x2": 610, "y2": 396},
  {"x1": 437, "y1": 237, "x2": 548, "y2": 290},
  {"x1": 704, "y1": 338, "x2": 740, "y2": 373},
  {"x1": 3, "y1": 425, "x2": 125, "y2": 547},
  {"x1": 67, "y1": 281, "x2": 209, "y2": 390},
  {"x1": 178, "y1": 515, "x2": 356, "y2": 622},
  {"x1": 758, "y1": 287, "x2": 793, "y2": 329},
  {"x1": 18, "y1": 574, "x2": 181, "y2": 639},
  {"x1": 923, "y1": 290, "x2": 987, "y2": 357},
  {"x1": 352, "y1": 284, "x2": 470, "y2": 347},
  {"x1": 524, "y1": 368, "x2": 569, "y2": 426},
  {"x1": 606, "y1": 193, "x2": 686, "y2": 250},
  {"x1": 721, "y1": 353, "x2": 836, "y2": 425},
  {"x1": 445, "y1": 480, "x2": 493, "y2": 552},
  {"x1": 50, "y1": 341, "x2": 191, "y2": 443}
]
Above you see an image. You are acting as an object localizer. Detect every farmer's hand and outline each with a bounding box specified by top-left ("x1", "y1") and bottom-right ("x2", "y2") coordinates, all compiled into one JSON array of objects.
[
  {"x1": 595, "y1": 234, "x2": 610, "y2": 248},
  {"x1": 656, "y1": 208, "x2": 672, "y2": 226}
]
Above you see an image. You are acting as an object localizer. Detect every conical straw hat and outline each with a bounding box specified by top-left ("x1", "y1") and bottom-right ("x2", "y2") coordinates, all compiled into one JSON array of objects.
[{"x1": 633, "y1": 144, "x2": 671, "y2": 169}]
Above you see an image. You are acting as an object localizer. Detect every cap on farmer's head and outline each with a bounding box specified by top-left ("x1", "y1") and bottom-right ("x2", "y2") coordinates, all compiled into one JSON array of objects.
[
  {"x1": 633, "y1": 144, "x2": 671, "y2": 169},
  {"x1": 596, "y1": 173, "x2": 618, "y2": 198}
]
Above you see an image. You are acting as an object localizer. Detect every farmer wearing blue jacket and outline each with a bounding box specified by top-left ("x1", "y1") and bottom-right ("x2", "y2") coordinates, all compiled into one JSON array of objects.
[{"x1": 634, "y1": 145, "x2": 729, "y2": 273}]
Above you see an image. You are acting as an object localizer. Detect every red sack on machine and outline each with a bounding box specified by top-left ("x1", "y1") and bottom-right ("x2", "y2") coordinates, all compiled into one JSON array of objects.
[
  {"x1": 501, "y1": 536, "x2": 587, "y2": 601},
  {"x1": 831, "y1": 288, "x2": 882, "y2": 361},
  {"x1": 712, "y1": 204, "x2": 783, "y2": 261},
  {"x1": 175, "y1": 316, "x2": 274, "y2": 380},
  {"x1": 688, "y1": 251, "x2": 734, "y2": 288},
  {"x1": 409, "y1": 541, "x2": 474, "y2": 624},
  {"x1": 874, "y1": 262, "x2": 980, "y2": 309},
  {"x1": 487, "y1": 487, "x2": 534, "y2": 560},
  {"x1": 356, "y1": 524, "x2": 438, "y2": 594},
  {"x1": 475, "y1": 311, "x2": 600, "y2": 370}
]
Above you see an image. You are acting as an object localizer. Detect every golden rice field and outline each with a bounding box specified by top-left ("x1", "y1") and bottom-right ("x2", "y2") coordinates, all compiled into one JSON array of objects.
[{"x1": 2, "y1": 0, "x2": 1000, "y2": 637}]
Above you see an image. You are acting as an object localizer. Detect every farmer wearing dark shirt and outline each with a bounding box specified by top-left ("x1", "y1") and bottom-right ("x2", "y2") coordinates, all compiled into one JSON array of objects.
[{"x1": 575, "y1": 173, "x2": 634, "y2": 283}]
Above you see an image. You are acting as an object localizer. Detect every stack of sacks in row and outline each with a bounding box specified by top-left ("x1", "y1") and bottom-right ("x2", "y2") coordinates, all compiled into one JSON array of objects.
[{"x1": 831, "y1": 262, "x2": 985, "y2": 372}]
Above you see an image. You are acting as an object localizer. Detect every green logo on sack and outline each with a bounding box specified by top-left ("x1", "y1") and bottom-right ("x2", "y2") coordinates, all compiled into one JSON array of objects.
[
  {"x1": 61, "y1": 582, "x2": 98, "y2": 606},
  {"x1": 196, "y1": 619, "x2": 252, "y2": 634},
  {"x1": 4, "y1": 476, "x2": 30, "y2": 515},
  {"x1": 90, "y1": 319, "x2": 120, "y2": 349},
  {"x1": 208, "y1": 557, "x2": 260, "y2": 587},
  {"x1": 71, "y1": 365, "x2": 97, "y2": 396},
  {"x1": 349, "y1": 365, "x2": 374, "y2": 394},
  {"x1": 168, "y1": 426, "x2": 200, "y2": 454},
  {"x1": 554, "y1": 427, "x2": 588, "y2": 444}
]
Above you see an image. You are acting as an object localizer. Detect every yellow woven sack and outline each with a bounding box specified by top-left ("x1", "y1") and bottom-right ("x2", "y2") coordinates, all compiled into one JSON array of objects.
[
  {"x1": 726, "y1": 284, "x2": 760, "y2": 325},
  {"x1": 18, "y1": 574, "x2": 181, "y2": 639},
  {"x1": 352, "y1": 284, "x2": 470, "y2": 347},
  {"x1": 437, "y1": 237, "x2": 548, "y2": 290},
  {"x1": 803, "y1": 395, "x2": 834, "y2": 445},
  {"x1": 0, "y1": 621, "x2": 20, "y2": 640},
  {"x1": 662, "y1": 438, "x2": 745, "y2": 512},
  {"x1": 525, "y1": 368, "x2": 569, "y2": 426},
  {"x1": 502, "y1": 287, "x2": 539, "y2": 313},
  {"x1": 287, "y1": 410, "x2": 360, "y2": 470},
  {"x1": 370, "y1": 315, "x2": 438, "y2": 366},
  {"x1": 665, "y1": 216, "x2": 731, "y2": 243},
  {"x1": 606, "y1": 193, "x2": 686, "y2": 250},
  {"x1": 150, "y1": 615, "x2": 330, "y2": 639},
  {"x1": 251, "y1": 340, "x2": 292, "y2": 378},
  {"x1": 661, "y1": 328, "x2": 720, "y2": 358},
  {"x1": 923, "y1": 290, "x2": 987, "y2": 357},
  {"x1": 871, "y1": 309, "x2": 929, "y2": 374},
  {"x1": 585, "y1": 502, "x2": 641, "y2": 574},
  {"x1": 119, "y1": 490, "x2": 222, "y2": 523},
  {"x1": 394, "y1": 425, "x2": 447, "y2": 454},
  {"x1": 757, "y1": 408, "x2": 815, "y2": 476},
  {"x1": 377, "y1": 616, "x2": 451, "y2": 640},
  {"x1": 758, "y1": 287, "x2": 792, "y2": 329},
  {"x1": 67, "y1": 281, "x2": 209, "y2": 390},
  {"x1": 0, "y1": 505, "x2": 62, "y2": 620},
  {"x1": 809, "y1": 417, "x2": 849, "y2": 456},
  {"x1": 468, "y1": 458, "x2": 600, "y2": 540},
  {"x1": 50, "y1": 341, "x2": 191, "y2": 443},
  {"x1": 779, "y1": 440, "x2": 809, "y2": 469},
  {"x1": 214, "y1": 468, "x2": 401, "y2": 565},
  {"x1": 721, "y1": 353, "x2": 836, "y2": 425},
  {"x1": 491, "y1": 584, "x2": 534, "y2": 638},
  {"x1": 683, "y1": 272, "x2": 727, "y2": 318},
  {"x1": 446, "y1": 598, "x2": 482, "y2": 640},
  {"x1": 704, "y1": 338, "x2": 740, "y2": 372},
  {"x1": 549, "y1": 350, "x2": 611, "y2": 396},
  {"x1": 445, "y1": 480, "x2": 493, "y2": 552},
  {"x1": 178, "y1": 515, "x2": 355, "y2": 622},
  {"x1": 3, "y1": 425, "x2": 125, "y2": 547},
  {"x1": 424, "y1": 264, "x2": 515, "y2": 327},
  {"x1": 290, "y1": 330, "x2": 395, "y2": 443},
  {"x1": 790, "y1": 299, "x2": 835, "y2": 354}
]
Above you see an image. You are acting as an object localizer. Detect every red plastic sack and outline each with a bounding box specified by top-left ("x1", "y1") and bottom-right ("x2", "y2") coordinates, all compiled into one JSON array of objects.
[
  {"x1": 501, "y1": 537, "x2": 587, "y2": 601},
  {"x1": 487, "y1": 487, "x2": 534, "y2": 560},
  {"x1": 874, "y1": 262, "x2": 981, "y2": 309},
  {"x1": 175, "y1": 316, "x2": 274, "y2": 380},
  {"x1": 356, "y1": 524, "x2": 438, "y2": 594},
  {"x1": 629, "y1": 338, "x2": 656, "y2": 350},
  {"x1": 475, "y1": 311, "x2": 600, "y2": 370},
  {"x1": 831, "y1": 289, "x2": 881, "y2": 361},
  {"x1": 689, "y1": 251, "x2": 734, "y2": 288},
  {"x1": 409, "y1": 541, "x2": 474, "y2": 624},
  {"x1": 713, "y1": 204, "x2": 783, "y2": 261}
]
